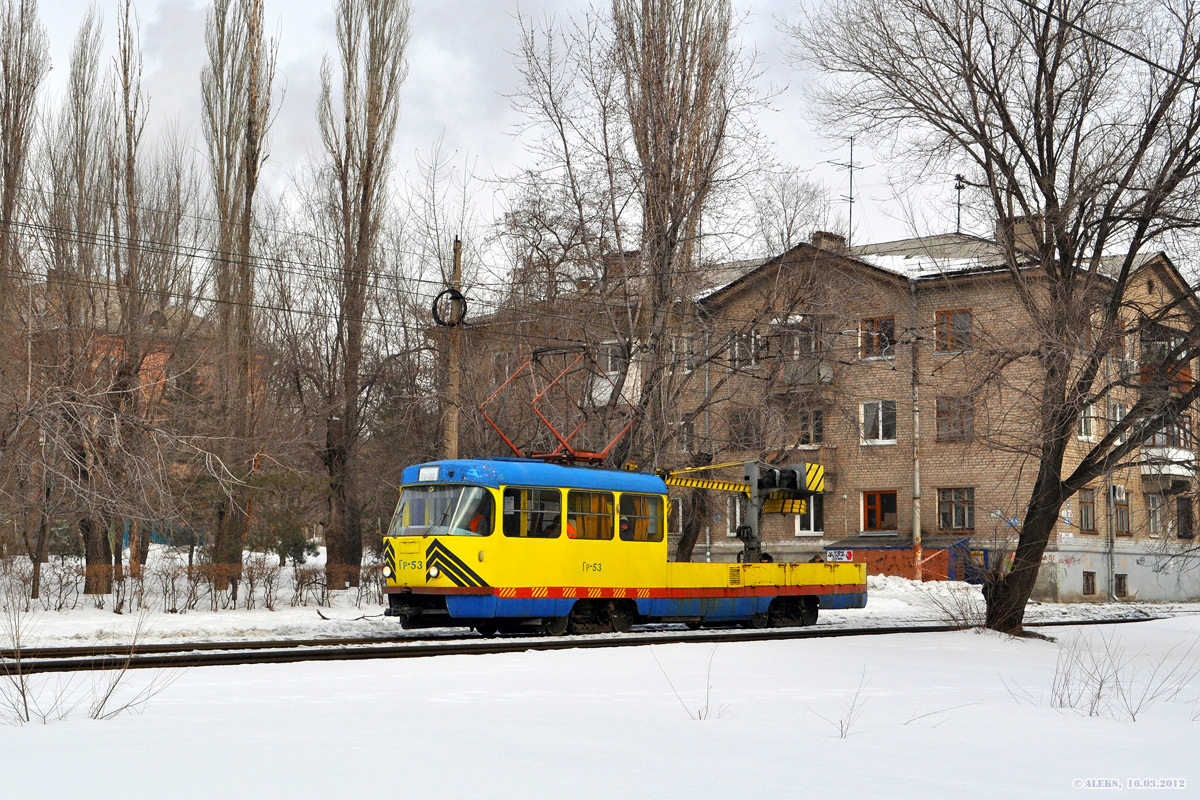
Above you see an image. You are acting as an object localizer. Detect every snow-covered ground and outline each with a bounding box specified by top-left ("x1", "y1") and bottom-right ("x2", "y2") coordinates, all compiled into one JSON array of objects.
[{"x1": 3, "y1": 573, "x2": 1199, "y2": 798}]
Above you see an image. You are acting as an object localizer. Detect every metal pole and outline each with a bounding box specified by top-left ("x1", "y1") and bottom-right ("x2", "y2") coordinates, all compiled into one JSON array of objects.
[
  {"x1": 910, "y1": 278, "x2": 922, "y2": 580},
  {"x1": 444, "y1": 237, "x2": 463, "y2": 459}
]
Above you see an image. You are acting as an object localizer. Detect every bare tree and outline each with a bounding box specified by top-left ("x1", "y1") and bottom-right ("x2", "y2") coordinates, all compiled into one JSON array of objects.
[
  {"x1": 794, "y1": 0, "x2": 1200, "y2": 633},
  {"x1": 0, "y1": 0, "x2": 47, "y2": 315},
  {"x1": 315, "y1": 0, "x2": 410, "y2": 587},
  {"x1": 506, "y1": 1, "x2": 764, "y2": 470},
  {"x1": 201, "y1": 0, "x2": 277, "y2": 586}
]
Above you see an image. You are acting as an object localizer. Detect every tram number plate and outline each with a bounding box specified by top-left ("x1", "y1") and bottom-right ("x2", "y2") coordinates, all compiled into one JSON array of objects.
[{"x1": 825, "y1": 549, "x2": 854, "y2": 562}]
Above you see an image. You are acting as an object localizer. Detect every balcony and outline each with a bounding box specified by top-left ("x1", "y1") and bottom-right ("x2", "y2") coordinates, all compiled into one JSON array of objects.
[
  {"x1": 781, "y1": 359, "x2": 833, "y2": 387},
  {"x1": 1141, "y1": 445, "x2": 1196, "y2": 487}
]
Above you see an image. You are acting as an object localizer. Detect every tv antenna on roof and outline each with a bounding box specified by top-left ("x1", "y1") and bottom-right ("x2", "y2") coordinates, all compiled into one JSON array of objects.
[
  {"x1": 827, "y1": 137, "x2": 870, "y2": 247},
  {"x1": 954, "y1": 174, "x2": 966, "y2": 233}
]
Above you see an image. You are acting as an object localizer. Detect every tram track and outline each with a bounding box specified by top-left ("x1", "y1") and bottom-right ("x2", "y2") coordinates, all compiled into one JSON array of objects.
[{"x1": 0, "y1": 614, "x2": 1162, "y2": 676}]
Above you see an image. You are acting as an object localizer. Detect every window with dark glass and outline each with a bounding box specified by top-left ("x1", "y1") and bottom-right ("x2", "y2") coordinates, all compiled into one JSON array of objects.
[
  {"x1": 798, "y1": 408, "x2": 824, "y2": 445},
  {"x1": 618, "y1": 494, "x2": 664, "y2": 542},
  {"x1": 1114, "y1": 490, "x2": 1130, "y2": 536},
  {"x1": 1114, "y1": 574, "x2": 1128, "y2": 598},
  {"x1": 1178, "y1": 496, "x2": 1195, "y2": 539},
  {"x1": 502, "y1": 487, "x2": 562, "y2": 538},
  {"x1": 938, "y1": 488, "x2": 975, "y2": 531},
  {"x1": 936, "y1": 310, "x2": 973, "y2": 352},
  {"x1": 863, "y1": 491, "x2": 898, "y2": 531},
  {"x1": 861, "y1": 316, "x2": 895, "y2": 359},
  {"x1": 1083, "y1": 571, "x2": 1096, "y2": 595},
  {"x1": 936, "y1": 396, "x2": 974, "y2": 442},
  {"x1": 1078, "y1": 488, "x2": 1096, "y2": 533}
]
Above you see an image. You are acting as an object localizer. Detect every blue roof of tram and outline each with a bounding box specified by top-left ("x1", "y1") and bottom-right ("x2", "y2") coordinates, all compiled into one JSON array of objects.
[{"x1": 401, "y1": 458, "x2": 668, "y2": 494}]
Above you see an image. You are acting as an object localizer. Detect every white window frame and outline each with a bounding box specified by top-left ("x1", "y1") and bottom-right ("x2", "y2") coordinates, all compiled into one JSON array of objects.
[
  {"x1": 598, "y1": 340, "x2": 626, "y2": 381},
  {"x1": 668, "y1": 496, "x2": 685, "y2": 540},
  {"x1": 1147, "y1": 493, "x2": 1163, "y2": 538},
  {"x1": 793, "y1": 493, "x2": 823, "y2": 537},
  {"x1": 725, "y1": 494, "x2": 744, "y2": 538},
  {"x1": 862, "y1": 400, "x2": 897, "y2": 445},
  {"x1": 1077, "y1": 405, "x2": 1096, "y2": 441}
]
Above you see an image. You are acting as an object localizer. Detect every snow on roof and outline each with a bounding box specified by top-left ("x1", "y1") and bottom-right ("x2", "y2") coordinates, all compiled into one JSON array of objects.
[
  {"x1": 850, "y1": 233, "x2": 1008, "y2": 279},
  {"x1": 692, "y1": 256, "x2": 773, "y2": 301}
]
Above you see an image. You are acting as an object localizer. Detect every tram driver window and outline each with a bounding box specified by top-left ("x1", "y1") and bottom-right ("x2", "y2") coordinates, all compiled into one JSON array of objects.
[
  {"x1": 502, "y1": 488, "x2": 562, "y2": 538},
  {"x1": 567, "y1": 491, "x2": 615, "y2": 540},
  {"x1": 619, "y1": 494, "x2": 664, "y2": 542}
]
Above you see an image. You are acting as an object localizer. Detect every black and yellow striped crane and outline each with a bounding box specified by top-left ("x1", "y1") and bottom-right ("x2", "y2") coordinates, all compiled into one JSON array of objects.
[{"x1": 656, "y1": 460, "x2": 825, "y2": 563}]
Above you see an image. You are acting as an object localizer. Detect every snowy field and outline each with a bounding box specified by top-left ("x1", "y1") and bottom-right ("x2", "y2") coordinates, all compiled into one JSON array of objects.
[{"x1": 3, "y1": 574, "x2": 1199, "y2": 798}]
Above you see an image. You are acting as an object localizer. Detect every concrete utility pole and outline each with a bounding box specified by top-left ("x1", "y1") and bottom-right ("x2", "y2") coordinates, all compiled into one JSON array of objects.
[{"x1": 443, "y1": 236, "x2": 463, "y2": 459}]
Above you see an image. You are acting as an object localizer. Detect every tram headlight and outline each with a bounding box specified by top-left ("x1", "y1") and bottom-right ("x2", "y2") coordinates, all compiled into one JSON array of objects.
[
  {"x1": 382, "y1": 565, "x2": 393, "y2": 579},
  {"x1": 428, "y1": 566, "x2": 440, "y2": 579}
]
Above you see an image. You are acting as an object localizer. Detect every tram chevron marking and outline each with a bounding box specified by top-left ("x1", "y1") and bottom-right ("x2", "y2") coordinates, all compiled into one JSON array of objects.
[
  {"x1": 425, "y1": 540, "x2": 489, "y2": 588},
  {"x1": 383, "y1": 542, "x2": 397, "y2": 577}
]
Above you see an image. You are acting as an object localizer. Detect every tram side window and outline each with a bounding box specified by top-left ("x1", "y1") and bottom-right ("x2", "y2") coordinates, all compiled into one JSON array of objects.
[
  {"x1": 618, "y1": 494, "x2": 664, "y2": 542},
  {"x1": 503, "y1": 488, "x2": 562, "y2": 538},
  {"x1": 567, "y1": 491, "x2": 615, "y2": 540}
]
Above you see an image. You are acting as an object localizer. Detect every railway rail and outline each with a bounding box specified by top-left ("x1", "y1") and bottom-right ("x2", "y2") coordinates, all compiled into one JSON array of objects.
[{"x1": 0, "y1": 615, "x2": 1160, "y2": 676}]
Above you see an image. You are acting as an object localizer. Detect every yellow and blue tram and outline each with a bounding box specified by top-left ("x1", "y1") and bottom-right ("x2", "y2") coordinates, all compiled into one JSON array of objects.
[{"x1": 380, "y1": 458, "x2": 867, "y2": 634}]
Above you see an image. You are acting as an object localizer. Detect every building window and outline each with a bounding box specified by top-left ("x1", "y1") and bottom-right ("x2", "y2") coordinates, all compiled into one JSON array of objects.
[
  {"x1": 1178, "y1": 496, "x2": 1195, "y2": 539},
  {"x1": 1140, "y1": 325, "x2": 1191, "y2": 390},
  {"x1": 936, "y1": 310, "x2": 972, "y2": 352},
  {"x1": 1113, "y1": 487, "x2": 1130, "y2": 537},
  {"x1": 863, "y1": 490, "x2": 898, "y2": 532},
  {"x1": 1078, "y1": 488, "x2": 1096, "y2": 532},
  {"x1": 671, "y1": 334, "x2": 697, "y2": 374},
  {"x1": 729, "y1": 406, "x2": 765, "y2": 449},
  {"x1": 1147, "y1": 493, "x2": 1163, "y2": 537},
  {"x1": 1150, "y1": 415, "x2": 1192, "y2": 448},
  {"x1": 797, "y1": 407, "x2": 824, "y2": 445},
  {"x1": 1077, "y1": 406, "x2": 1095, "y2": 440},
  {"x1": 1108, "y1": 402, "x2": 1128, "y2": 443},
  {"x1": 1114, "y1": 573, "x2": 1128, "y2": 598},
  {"x1": 672, "y1": 419, "x2": 696, "y2": 453},
  {"x1": 1083, "y1": 571, "x2": 1096, "y2": 596},
  {"x1": 794, "y1": 493, "x2": 824, "y2": 537},
  {"x1": 598, "y1": 340, "x2": 626, "y2": 380},
  {"x1": 860, "y1": 316, "x2": 895, "y2": 359},
  {"x1": 726, "y1": 494, "x2": 745, "y2": 538},
  {"x1": 936, "y1": 396, "x2": 974, "y2": 442},
  {"x1": 668, "y1": 496, "x2": 685, "y2": 540},
  {"x1": 731, "y1": 328, "x2": 760, "y2": 369},
  {"x1": 938, "y1": 488, "x2": 975, "y2": 531},
  {"x1": 862, "y1": 400, "x2": 897, "y2": 444}
]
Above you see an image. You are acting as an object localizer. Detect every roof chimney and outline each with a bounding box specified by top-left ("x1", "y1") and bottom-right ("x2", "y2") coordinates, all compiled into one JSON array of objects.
[
  {"x1": 996, "y1": 214, "x2": 1043, "y2": 255},
  {"x1": 811, "y1": 231, "x2": 846, "y2": 252}
]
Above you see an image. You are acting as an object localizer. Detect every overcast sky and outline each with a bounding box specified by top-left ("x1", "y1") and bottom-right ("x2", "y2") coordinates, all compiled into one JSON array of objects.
[{"x1": 38, "y1": 0, "x2": 948, "y2": 249}]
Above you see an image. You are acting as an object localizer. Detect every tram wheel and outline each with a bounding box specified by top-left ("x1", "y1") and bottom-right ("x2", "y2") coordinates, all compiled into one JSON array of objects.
[
  {"x1": 749, "y1": 612, "x2": 769, "y2": 629},
  {"x1": 609, "y1": 602, "x2": 634, "y2": 634},
  {"x1": 474, "y1": 622, "x2": 498, "y2": 638},
  {"x1": 541, "y1": 615, "x2": 569, "y2": 636},
  {"x1": 799, "y1": 598, "x2": 819, "y2": 627}
]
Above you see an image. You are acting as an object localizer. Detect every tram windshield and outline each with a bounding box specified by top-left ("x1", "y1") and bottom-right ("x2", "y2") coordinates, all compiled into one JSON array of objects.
[{"x1": 388, "y1": 484, "x2": 494, "y2": 537}]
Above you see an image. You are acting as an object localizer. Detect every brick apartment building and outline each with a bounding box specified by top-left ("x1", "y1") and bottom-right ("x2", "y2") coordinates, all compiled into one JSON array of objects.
[{"x1": 464, "y1": 226, "x2": 1200, "y2": 602}]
